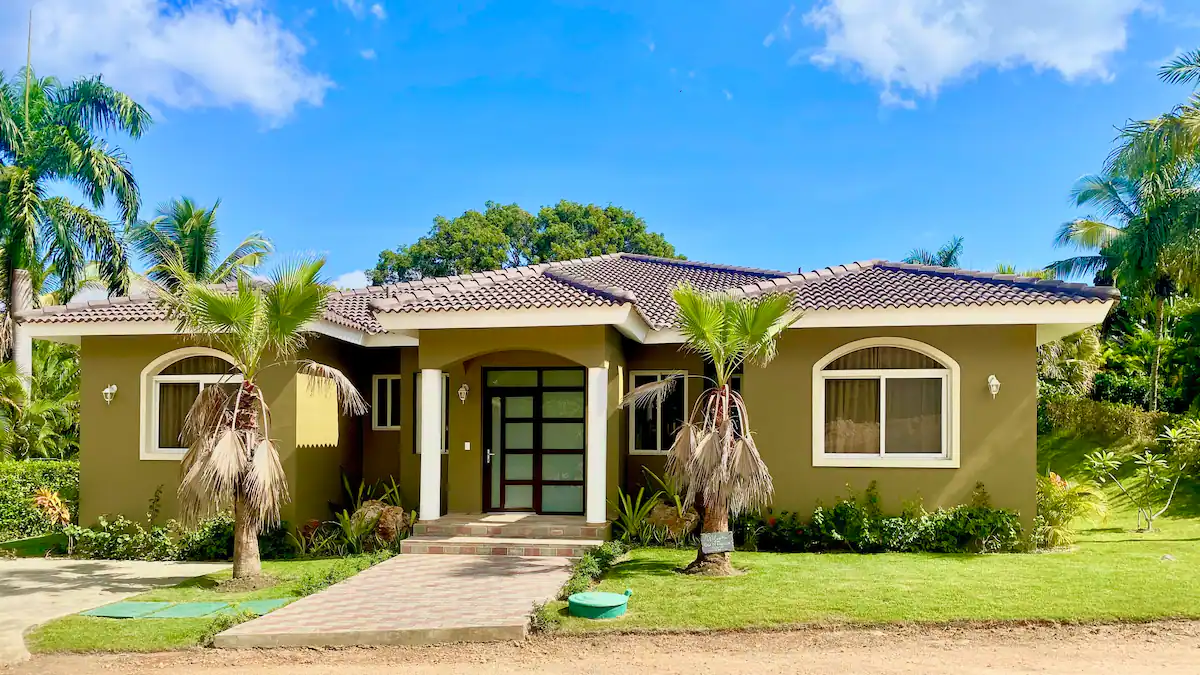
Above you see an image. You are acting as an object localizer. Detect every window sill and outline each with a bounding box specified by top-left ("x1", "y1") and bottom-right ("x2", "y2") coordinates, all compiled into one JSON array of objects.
[
  {"x1": 372, "y1": 426, "x2": 403, "y2": 432},
  {"x1": 141, "y1": 450, "x2": 186, "y2": 462},
  {"x1": 629, "y1": 449, "x2": 669, "y2": 456},
  {"x1": 812, "y1": 455, "x2": 959, "y2": 469}
]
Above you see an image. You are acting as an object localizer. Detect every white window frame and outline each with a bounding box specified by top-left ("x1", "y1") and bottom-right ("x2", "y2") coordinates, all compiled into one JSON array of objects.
[
  {"x1": 140, "y1": 346, "x2": 240, "y2": 461},
  {"x1": 413, "y1": 371, "x2": 450, "y2": 453},
  {"x1": 372, "y1": 374, "x2": 404, "y2": 431},
  {"x1": 628, "y1": 370, "x2": 689, "y2": 456},
  {"x1": 812, "y1": 337, "x2": 960, "y2": 469}
]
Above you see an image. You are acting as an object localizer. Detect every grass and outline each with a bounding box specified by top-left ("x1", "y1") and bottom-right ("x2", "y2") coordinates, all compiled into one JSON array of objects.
[
  {"x1": 0, "y1": 532, "x2": 66, "y2": 557},
  {"x1": 545, "y1": 433, "x2": 1200, "y2": 633},
  {"x1": 25, "y1": 556, "x2": 386, "y2": 654}
]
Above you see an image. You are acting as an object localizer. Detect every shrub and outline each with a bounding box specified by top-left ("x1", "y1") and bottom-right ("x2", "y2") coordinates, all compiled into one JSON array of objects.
[
  {"x1": 609, "y1": 487, "x2": 661, "y2": 545},
  {"x1": 557, "y1": 541, "x2": 627, "y2": 600},
  {"x1": 1035, "y1": 472, "x2": 1105, "y2": 549},
  {"x1": 0, "y1": 460, "x2": 78, "y2": 540},
  {"x1": 290, "y1": 550, "x2": 394, "y2": 597},
  {"x1": 1042, "y1": 398, "x2": 1169, "y2": 443},
  {"x1": 750, "y1": 482, "x2": 1023, "y2": 554},
  {"x1": 199, "y1": 610, "x2": 257, "y2": 647},
  {"x1": 66, "y1": 513, "x2": 293, "y2": 562}
]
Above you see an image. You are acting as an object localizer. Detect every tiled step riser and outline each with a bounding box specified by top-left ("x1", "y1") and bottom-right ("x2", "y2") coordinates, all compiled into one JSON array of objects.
[
  {"x1": 401, "y1": 541, "x2": 594, "y2": 557},
  {"x1": 413, "y1": 523, "x2": 608, "y2": 539}
]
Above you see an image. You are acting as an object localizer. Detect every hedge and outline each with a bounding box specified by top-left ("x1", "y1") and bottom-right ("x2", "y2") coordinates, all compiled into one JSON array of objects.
[
  {"x1": 1041, "y1": 398, "x2": 1169, "y2": 444},
  {"x1": 0, "y1": 460, "x2": 79, "y2": 541}
]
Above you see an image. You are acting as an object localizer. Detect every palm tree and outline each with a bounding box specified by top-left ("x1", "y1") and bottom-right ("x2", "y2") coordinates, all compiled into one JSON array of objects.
[
  {"x1": 130, "y1": 198, "x2": 272, "y2": 289},
  {"x1": 1111, "y1": 49, "x2": 1200, "y2": 178},
  {"x1": 624, "y1": 284, "x2": 801, "y2": 576},
  {"x1": 157, "y1": 255, "x2": 367, "y2": 578},
  {"x1": 1038, "y1": 328, "x2": 1104, "y2": 397},
  {"x1": 0, "y1": 68, "x2": 148, "y2": 383},
  {"x1": 1049, "y1": 168, "x2": 1200, "y2": 410},
  {"x1": 995, "y1": 263, "x2": 1052, "y2": 279},
  {"x1": 0, "y1": 342, "x2": 80, "y2": 459},
  {"x1": 903, "y1": 235, "x2": 964, "y2": 267}
]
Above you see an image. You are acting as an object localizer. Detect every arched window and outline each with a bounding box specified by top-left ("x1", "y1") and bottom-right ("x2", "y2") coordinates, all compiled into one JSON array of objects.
[
  {"x1": 140, "y1": 348, "x2": 241, "y2": 460},
  {"x1": 812, "y1": 338, "x2": 959, "y2": 468}
]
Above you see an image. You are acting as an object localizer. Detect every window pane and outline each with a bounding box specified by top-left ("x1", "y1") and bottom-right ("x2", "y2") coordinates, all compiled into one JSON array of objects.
[
  {"x1": 487, "y1": 370, "x2": 538, "y2": 387},
  {"x1": 160, "y1": 356, "x2": 231, "y2": 375},
  {"x1": 542, "y1": 485, "x2": 583, "y2": 513},
  {"x1": 659, "y1": 380, "x2": 685, "y2": 452},
  {"x1": 375, "y1": 378, "x2": 388, "y2": 428},
  {"x1": 389, "y1": 378, "x2": 402, "y2": 428},
  {"x1": 506, "y1": 396, "x2": 534, "y2": 418},
  {"x1": 505, "y1": 422, "x2": 533, "y2": 449},
  {"x1": 826, "y1": 347, "x2": 942, "y2": 370},
  {"x1": 543, "y1": 422, "x2": 584, "y2": 450},
  {"x1": 885, "y1": 378, "x2": 943, "y2": 454},
  {"x1": 506, "y1": 484, "x2": 533, "y2": 509},
  {"x1": 542, "y1": 454, "x2": 584, "y2": 481},
  {"x1": 824, "y1": 379, "x2": 880, "y2": 454},
  {"x1": 542, "y1": 369, "x2": 584, "y2": 387},
  {"x1": 158, "y1": 382, "x2": 200, "y2": 448},
  {"x1": 543, "y1": 391, "x2": 584, "y2": 418},
  {"x1": 506, "y1": 453, "x2": 533, "y2": 480},
  {"x1": 490, "y1": 398, "x2": 502, "y2": 508},
  {"x1": 633, "y1": 399, "x2": 657, "y2": 451}
]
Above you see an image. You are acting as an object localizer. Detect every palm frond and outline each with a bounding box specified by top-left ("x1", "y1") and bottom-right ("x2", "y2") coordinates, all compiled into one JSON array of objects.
[
  {"x1": 1053, "y1": 218, "x2": 1122, "y2": 250},
  {"x1": 621, "y1": 374, "x2": 680, "y2": 410},
  {"x1": 1160, "y1": 49, "x2": 1200, "y2": 86},
  {"x1": 244, "y1": 438, "x2": 288, "y2": 529},
  {"x1": 297, "y1": 360, "x2": 368, "y2": 415},
  {"x1": 264, "y1": 256, "x2": 329, "y2": 358}
]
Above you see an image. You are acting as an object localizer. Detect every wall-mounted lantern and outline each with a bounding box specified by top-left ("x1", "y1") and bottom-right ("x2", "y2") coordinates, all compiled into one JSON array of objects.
[
  {"x1": 987, "y1": 375, "x2": 1001, "y2": 399},
  {"x1": 102, "y1": 384, "x2": 118, "y2": 405},
  {"x1": 457, "y1": 383, "x2": 470, "y2": 404}
]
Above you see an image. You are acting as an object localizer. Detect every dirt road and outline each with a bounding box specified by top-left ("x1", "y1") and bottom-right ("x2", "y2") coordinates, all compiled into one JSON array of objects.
[{"x1": 8, "y1": 621, "x2": 1199, "y2": 674}]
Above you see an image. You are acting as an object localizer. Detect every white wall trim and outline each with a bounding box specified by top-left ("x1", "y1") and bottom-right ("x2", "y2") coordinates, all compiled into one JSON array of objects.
[
  {"x1": 811, "y1": 337, "x2": 961, "y2": 470},
  {"x1": 22, "y1": 318, "x2": 419, "y2": 348},
  {"x1": 586, "y1": 365, "x2": 609, "y2": 524},
  {"x1": 139, "y1": 346, "x2": 239, "y2": 462},
  {"x1": 418, "y1": 368, "x2": 444, "y2": 521},
  {"x1": 371, "y1": 374, "x2": 404, "y2": 430}
]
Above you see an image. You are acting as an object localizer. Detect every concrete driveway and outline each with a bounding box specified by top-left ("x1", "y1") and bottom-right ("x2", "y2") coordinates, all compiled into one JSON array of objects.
[{"x1": 0, "y1": 558, "x2": 226, "y2": 665}]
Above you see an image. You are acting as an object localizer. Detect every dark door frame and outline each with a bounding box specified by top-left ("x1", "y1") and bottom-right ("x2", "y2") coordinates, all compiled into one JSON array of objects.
[{"x1": 481, "y1": 367, "x2": 587, "y2": 515}]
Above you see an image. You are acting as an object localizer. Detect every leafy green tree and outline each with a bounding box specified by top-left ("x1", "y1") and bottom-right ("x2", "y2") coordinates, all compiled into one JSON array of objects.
[
  {"x1": 371, "y1": 200, "x2": 676, "y2": 284},
  {"x1": 1111, "y1": 50, "x2": 1200, "y2": 178},
  {"x1": 129, "y1": 197, "x2": 272, "y2": 289},
  {"x1": 1037, "y1": 328, "x2": 1104, "y2": 398},
  {"x1": 157, "y1": 255, "x2": 367, "y2": 578},
  {"x1": 0, "y1": 341, "x2": 80, "y2": 459},
  {"x1": 903, "y1": 235, "x2": 963, "y2": 267},
  {"x1": 623, "y1": 285, "x2": 800, "y2": 576}
]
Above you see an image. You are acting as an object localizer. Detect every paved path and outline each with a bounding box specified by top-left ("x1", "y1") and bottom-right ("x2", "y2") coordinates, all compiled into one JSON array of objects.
[
  {"x1": 216, "y1": 554, "x2": 572, "y2": 648},
  {"x1": 9, "y1": 622, "x2": 1200, "y2": 674},
  {"x1": 0, "y1": 558, "x2": 226, "y2": 665}
]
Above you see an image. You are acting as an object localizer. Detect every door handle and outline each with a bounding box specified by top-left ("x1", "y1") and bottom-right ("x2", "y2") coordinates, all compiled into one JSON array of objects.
[{"x1": 486, "y1": 449, "x2": 495, "y2": 464}]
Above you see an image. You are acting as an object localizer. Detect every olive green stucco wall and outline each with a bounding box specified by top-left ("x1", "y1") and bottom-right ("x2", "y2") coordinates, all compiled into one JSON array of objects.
[{"x1": 76, "y1": 322, "x2": 1038, "y2": 528}]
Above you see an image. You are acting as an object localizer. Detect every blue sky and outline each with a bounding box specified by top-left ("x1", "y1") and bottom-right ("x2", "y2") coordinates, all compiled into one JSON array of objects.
[{"x1": 2, "y1": 1, "x2": 1199, "y2": 287}]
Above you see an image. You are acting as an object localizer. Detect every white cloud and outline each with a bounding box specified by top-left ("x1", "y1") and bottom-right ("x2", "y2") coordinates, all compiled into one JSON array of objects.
[
  {"x1": 0, "y1": 0, "x2": 331, "y2": 124},
  {"x1": 722, "y1": 89, "x2": 733, "y2": 100},
  {"x1": 335, "y1": 0, "x2": 364, "y2": 17},
  {"x1": 360, "y1": 48, "x2": 377, "y2": 60},
  {"x1": 647, "y1": 41, "x2": 656, "y2": 52},
  {"x1": 332, "y1": 270, "x2": 370, "y2": 290},
  {"x1": 763, "y1": 5, "x2": 795, "y2": 47},
  {"x1": 799, "y1": 0, "x2": 1145, "y2": 107},
  {"x1": 370, "y1": 3, "x2": 387, "y2": 20}
]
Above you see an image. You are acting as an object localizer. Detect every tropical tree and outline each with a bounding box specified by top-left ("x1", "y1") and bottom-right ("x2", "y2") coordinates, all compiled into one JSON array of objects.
[
  {"x1": 0, "y1": 341, "x2": 80, "y2": 459},
  {"x1": 995, "y1": 263, "x2": 1052, "y2": 279},
  {"x1": 371, "y1": 200, "x2": 677, "y2": 283},
  {"x1": 129, "y1": 198, "x2": 272, "y2": 289},
  {"x1": 156, "y1": 254, "x2": 367, "y2": 578},
  {"x1": 0, "y1": 68, "x2": 147, "y2": 379},
  {"x1": 903, "y1": 235, "x2": 964, "y2": 267},
  {"x1": 624, "y1": 284, "x2": 801, "y2": 576},
  {"x1": 1110, "y1": 49, "x2": 1200, "y2": 178},
  {"x1": 1037, "y1": 328, "x2": 1104, "y2": 398},
  {"x1": 1049, "y1": 168, "x2": 1200, "y2": 410}
]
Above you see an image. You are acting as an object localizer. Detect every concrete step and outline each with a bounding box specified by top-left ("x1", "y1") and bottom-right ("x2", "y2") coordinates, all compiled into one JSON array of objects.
[
  {"x1": 400, "y1": 535, "x2": 603, "y2": 557},
  {"x1": 413, "y1": 518, "x2": 609, "y2": 541}
]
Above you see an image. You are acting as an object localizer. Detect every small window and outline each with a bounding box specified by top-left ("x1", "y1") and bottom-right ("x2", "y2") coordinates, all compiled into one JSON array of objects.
[
  {"x1": 813, "y1": 339, "x2": 958, "y2": 468},
  {"x1": 373, "y1": 375, "x2": 404, "y2": 430},
  {"x1": 412, "y1": 372, "x2": 451, "y2": 453},
  {"x1": 150, "y1": 354, "x2": 241, "y2": 456},
  {"x1": 629, "y1": 371, "x2": 688, "y2": 455}
]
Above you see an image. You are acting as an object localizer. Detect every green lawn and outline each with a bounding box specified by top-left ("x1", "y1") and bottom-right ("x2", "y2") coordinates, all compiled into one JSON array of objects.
[
  {"x1": 0, "y1": 533, "x2": 66, "y2": 557},
  {"x1": 26, "y1": 558, "x2": 366, "y2": 654},
  {"x1": 549, "y1": 432, "x2": 1200, "y2": 633}
]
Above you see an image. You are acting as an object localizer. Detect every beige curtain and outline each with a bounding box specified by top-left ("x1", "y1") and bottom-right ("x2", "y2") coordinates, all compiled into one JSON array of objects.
[
  {"x1": 158, "y1": 382, "x2": 200, "y2": 448},
  {"x1": 826, "y1": 346, "x2": 941, "y2": 370},
  {"x1": 884, "y1": 378, "x2": 943, "y2": 454},
  {"x1": 824, "y1": 379, "x2": 880, "y2": 453}
]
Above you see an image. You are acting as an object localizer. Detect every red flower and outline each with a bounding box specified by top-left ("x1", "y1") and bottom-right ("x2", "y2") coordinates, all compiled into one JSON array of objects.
[{"x1": 767, "y1": 517, "x2": 777, "y2": 527}]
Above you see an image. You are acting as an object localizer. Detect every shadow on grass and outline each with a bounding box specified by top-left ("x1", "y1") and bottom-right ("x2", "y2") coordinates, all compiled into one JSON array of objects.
[{"x1": 603, "y1": 559, "x2": 679, "y2": 580}]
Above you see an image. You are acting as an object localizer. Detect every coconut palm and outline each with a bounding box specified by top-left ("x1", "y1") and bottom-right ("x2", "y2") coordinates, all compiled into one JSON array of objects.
[
  {"x1": 0, "y1": 342, "x2": 80, "y2": 459},
  {"x1": 156, "y1": 254, "x2": 367, "y2": 578},
  {"x1": 624, "y1": 284, "x2": 801, "y2": 576},
  {"x1": 1110, "y1": 49, "x2": 1200, "y2": 178},
  {"x1": 129, "y1": 198, "x2": 272, "y2": 289},
  {"x1": 1037, "y1": 328, "x2": 1104, "y2": 397},
  {"x1": 903, "y1": 235, "x2": 964, "y2": 267},
  {"x1": 0, "y1": 68, "x2": 147, "y2": 379},
  {"x1": 994, "y1": 263, "x2": 1052, "y2": 279},
  {"x1": 1049, "y1": 168, "x2": 1200, "y2": 410}
]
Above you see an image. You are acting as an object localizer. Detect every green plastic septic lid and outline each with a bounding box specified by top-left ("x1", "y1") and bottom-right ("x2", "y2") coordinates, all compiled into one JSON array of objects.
[{"x1": 568, "y1": 590, "x2": 632, "y2": 607}]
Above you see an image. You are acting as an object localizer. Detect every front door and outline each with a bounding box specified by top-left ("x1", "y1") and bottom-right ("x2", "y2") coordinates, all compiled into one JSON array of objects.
[{"x1": 483, "y1": 368, "x2": 586, "y2": 515}]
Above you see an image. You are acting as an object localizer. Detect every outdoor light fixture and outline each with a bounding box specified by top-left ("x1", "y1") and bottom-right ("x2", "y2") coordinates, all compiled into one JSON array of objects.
[
  {"x1": 102, "y1": 384, "x2": 118, "y2": 405},
  {"x1": 987, "y1": 375, "x2": 1002, "y2": 399},
  {"x1": 457, "y1": 383, "x2": 470, "y2": 404}
]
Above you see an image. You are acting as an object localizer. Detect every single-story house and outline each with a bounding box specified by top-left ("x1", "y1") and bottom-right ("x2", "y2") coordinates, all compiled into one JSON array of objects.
[{"x1": 19, "y1": 254, "x2": 1115, "y2": 530}]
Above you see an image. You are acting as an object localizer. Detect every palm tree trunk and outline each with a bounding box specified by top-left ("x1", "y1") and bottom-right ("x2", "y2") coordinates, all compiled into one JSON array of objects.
[
  {"x1": 10, "y1": 269, "x2": 33, "y2": 394},
  {"x1": 231, "y1": 383, "x2": 262, "y2": 579},
  {"x1": 1150, "y1": 297, "x2": 1164, "y2": 412},
  {"x1": 682, "y1": 502, "x2": 735, "y2": 576}
]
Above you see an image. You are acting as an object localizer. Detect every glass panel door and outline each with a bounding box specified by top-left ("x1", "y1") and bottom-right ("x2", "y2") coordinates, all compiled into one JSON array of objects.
[{"x1": 483, "y1": 368, "x2": 586, "y2": 514}]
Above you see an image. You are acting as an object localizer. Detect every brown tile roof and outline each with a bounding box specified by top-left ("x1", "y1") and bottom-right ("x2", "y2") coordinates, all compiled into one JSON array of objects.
[{"x1": 19, "y1": 254, "x2": 1117, "y2": 334}]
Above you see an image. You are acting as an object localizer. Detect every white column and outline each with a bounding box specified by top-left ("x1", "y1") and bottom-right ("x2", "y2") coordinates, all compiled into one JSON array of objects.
[
  {"x1": 418, "y1": 368, "x2": 443, "y2": 521},
  {"x1": 585, "y1": 364, "x2": 609, "y2": 524}
]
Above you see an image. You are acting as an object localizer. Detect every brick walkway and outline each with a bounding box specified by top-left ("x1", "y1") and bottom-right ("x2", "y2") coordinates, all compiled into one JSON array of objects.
[{"x1": 214, "y1": 555, "x2": 572, "y2": 648}]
